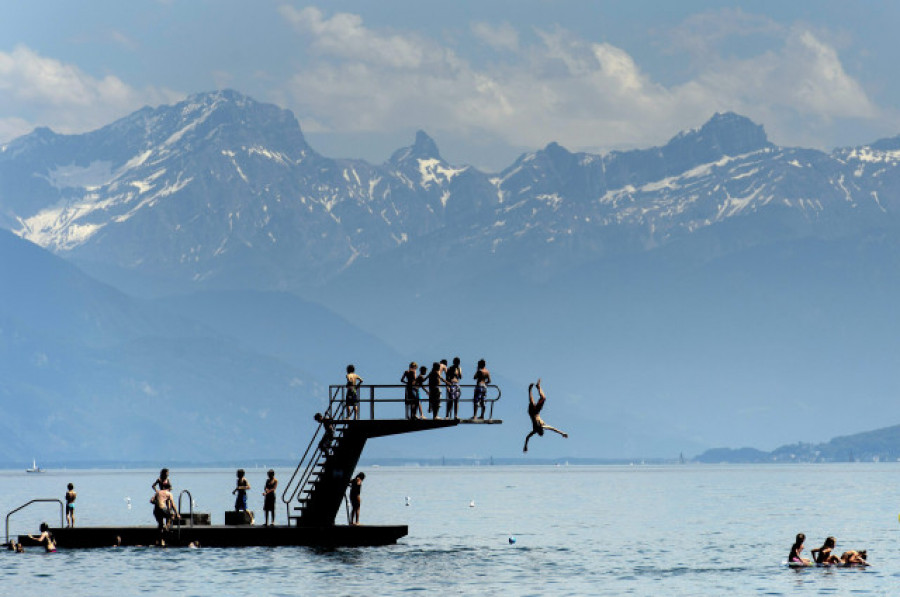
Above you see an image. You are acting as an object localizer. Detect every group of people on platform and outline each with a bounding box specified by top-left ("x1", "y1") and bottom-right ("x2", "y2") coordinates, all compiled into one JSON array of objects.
[
  {"x1": 399, "y1": 358, "x2": 491, "y2": 421},
  {"x1": 338, "y1": 359, "x2": 493, "y2": 422},
  {"x1": 788, "y1": 533, "x2": 869, "y2": 566}
]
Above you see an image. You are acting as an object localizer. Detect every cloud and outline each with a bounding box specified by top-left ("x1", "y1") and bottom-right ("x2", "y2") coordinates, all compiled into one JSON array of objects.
[
  {"x1": 274, "y1": 7, "x2": 881, "y2": 159},
  {"x1": 471, "y1": 21, "x2": 519, "y2": 52},
  {"x1": 0, "y1": 45, "x2": 180, "y2": 142}
]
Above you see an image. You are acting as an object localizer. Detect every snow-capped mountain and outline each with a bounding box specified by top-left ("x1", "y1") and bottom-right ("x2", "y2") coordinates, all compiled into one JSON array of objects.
[{"x1": 3, "y1": 91, "x2": 898, "y2": 294}]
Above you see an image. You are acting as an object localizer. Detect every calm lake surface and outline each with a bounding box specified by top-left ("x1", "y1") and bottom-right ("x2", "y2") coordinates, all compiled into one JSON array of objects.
[{"x1": 1, "y1": 464, "x2": 898, "y2": 595}]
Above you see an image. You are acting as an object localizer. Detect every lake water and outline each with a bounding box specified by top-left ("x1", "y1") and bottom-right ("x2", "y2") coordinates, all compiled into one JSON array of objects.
[{"x1": 1, "y1": 464, "x2": 897, "y2": 595}]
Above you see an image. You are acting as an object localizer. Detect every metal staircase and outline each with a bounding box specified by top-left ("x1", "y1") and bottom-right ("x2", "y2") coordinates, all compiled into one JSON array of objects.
[{"x1": 282, "y1": 382, "x2": 502, "y2": 527}]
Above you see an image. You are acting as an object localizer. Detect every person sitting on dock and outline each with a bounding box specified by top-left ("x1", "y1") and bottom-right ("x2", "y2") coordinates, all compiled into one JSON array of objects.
[
  {"x1": 28, "y1": 522, "x2": 56, "y2": 553},
  {"x1": 263, "y1": 469, "x2": 278, "y2": 526},
  {"x1": 445, "y1": 357, "x2": 462, "y2": 419},
  {"x1": 811, "y1": 536, "x2": 840, "y2": 565},
  {"x1": 472, "y1": 359, "x2": 491, "y2": 419},
  {"x1": 349, "y1": 472, "x2": 365, "y2": 525},
  {"x1": 65, "y1": 482, "x2": 76, "y2": 528},
  {"x1": 346, "y1": 364, "x2": 363, "y2": 420},
  {"x1": 522, "y1": 379, "x2": 568, "y2": 452},
  {"x1": 426, "y1": 362, "x2": 447, "y2": 419},
  {"x1": 401, "y1": 362, "x2": 423, "y2": 420},
  {"x1": 151, "y1": 488, "x2": 179, "y2": 533},
  {"x1": 233, "y1": 469, "x2": 251, "y2": 512},
  {"x1": 315, "y1": 412, "x2": 336, "y2": 455}
]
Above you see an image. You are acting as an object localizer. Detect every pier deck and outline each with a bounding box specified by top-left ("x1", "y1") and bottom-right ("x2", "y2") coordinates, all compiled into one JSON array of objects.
[{"x1": 20, "y1": 523, "x2": 407, "y2": 549}]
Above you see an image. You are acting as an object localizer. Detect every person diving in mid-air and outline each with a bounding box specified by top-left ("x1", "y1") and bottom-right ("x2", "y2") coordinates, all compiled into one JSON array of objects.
[{"x1": 523, "y1": 378, "x2": 568, "y2": 452}]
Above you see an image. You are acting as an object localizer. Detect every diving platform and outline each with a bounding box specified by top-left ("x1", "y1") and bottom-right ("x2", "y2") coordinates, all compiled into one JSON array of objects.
[{"x1": 6, "y1": 382, "x2": 501, "y2": 549}]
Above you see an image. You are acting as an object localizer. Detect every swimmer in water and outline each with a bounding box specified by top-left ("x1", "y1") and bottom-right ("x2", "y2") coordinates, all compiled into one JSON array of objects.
[
  {"x1": 28, "y1": 522, "x2": 56, "y2": 553},
  {"x1": 522, "y1": 378, "x2": 569, "y2": 452}
]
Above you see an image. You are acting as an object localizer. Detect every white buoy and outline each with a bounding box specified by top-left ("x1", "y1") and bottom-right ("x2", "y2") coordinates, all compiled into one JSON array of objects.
[
  {"x1": 125, "y1": 497, "x2": 132, "y2": 510},
  {"x1": 469, "y1": 500, "x2": 475, "y2": 508}
]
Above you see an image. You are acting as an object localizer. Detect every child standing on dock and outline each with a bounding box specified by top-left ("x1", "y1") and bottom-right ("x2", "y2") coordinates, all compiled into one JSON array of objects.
[
  {"x1": 65, "y1": 483, "x2": 76, "y2": 527},
  {"x1": 472, "y1": 359, "x2": 491, "y2": 419},
  {"x1": 66, "y1": 483, "x2": 76, "y2": 528},
  {"x1": 349, "y1": 472, "x2": 365, "y2": 525},
  {"x1": 233, "y1": 469, "x2": 251, "y2": 511},
  {"x1": 262, "y1": 469, "x2": 278, "y2": 526},
  {"x1": 346, "y1": 364, "x2": 363, "y2": 420}
]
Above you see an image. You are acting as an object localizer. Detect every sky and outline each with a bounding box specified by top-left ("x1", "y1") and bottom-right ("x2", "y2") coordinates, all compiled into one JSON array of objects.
[{"x1": 1, "y1": 0, "x2": 899, "y2": 170}]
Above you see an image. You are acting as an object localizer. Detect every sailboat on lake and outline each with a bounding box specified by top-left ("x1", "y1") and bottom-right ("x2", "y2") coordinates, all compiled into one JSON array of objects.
[{"x1": 25, "y1": 459, "x2": 45, "y2": 473}]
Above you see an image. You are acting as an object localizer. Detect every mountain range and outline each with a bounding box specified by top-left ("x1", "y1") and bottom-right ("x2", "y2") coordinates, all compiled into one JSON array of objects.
[{"x1": 1, "y1": 90, "x2": 899, "y2": 463}]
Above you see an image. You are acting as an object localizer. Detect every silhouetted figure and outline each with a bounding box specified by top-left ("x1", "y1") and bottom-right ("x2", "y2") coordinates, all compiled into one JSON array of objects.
[
  {"x1": 346, "y1": 364, "x2": 363, "y2": 420},
  {"x1": 426, "y1": 362, "x2": 446, "y2": 419},
  {"x1": 233, "y1": 469, "x2": 251, "y2": 511},
  {"x1": 402, "y1": 362, "x2": 421, "y2": 420},
  {"x1": 65, "y1": 483, "x2": 76, "y2": 528},
  {"x1": 315, "y1": 412, "x2": 335, "y2": 455},
  {"x1": 523, "y1": 379, "x2": 568, "y2": 452},
  {"x1": 472, "y1": 359, "x2": 491, "y2": 419},
  {"x1": 349, "y1": 472, "x2": 365, "y2": 525},
  {"x1": 445, "y1": 357, "x2": 462, "y2": 419},
  {"x1": 263, "y1": 469, "x2": 278, "y2": 526}
]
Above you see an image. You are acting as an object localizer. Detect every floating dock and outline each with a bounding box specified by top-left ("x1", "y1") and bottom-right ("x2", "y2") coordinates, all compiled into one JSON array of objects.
[{"x1": 9, "y1": 383, "x2": 501, "y2": 549}]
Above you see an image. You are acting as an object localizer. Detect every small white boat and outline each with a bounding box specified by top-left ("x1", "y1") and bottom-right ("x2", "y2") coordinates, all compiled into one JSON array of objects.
[{"x1": 26, "y1": 459, "x2": 45, "y2": 473}]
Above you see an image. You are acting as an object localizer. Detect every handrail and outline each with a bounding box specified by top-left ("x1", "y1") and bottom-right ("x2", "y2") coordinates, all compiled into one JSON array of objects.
[
  {"x1": 281, "y1": 388, "x2": 346, "y2": 512},
  {"x1": 5, "y1": 499, "x2": 64, "y2": 545},
  {"x1": 331, "y1": 383, "x2": 502, "y2": 421},
  {"x1": 177, "y1": 490, "x2": 194, "y2": 528}
]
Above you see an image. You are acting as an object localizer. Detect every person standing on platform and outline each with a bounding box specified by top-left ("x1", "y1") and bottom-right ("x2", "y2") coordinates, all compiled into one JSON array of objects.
[
  {"x1": 233, "y1": 469, "x2": 251, "y2": 511},
  {"x1": 472, "y1": 359, "x2": 491, "y2": 419},
  {"x1": 151, "y1": 488, "x2": 179, "y2": 534},
  {"x1": 152, "y1": 468, "x2": 172, "y2": 492},
  {"x1": 426, "y1": 362, "x2": 446, "y2": 419},
  {"x1": 445, "y1": 357, "x2": 462, "y2": 419},
  {"x1": 349, "y1": 472, "x2": 365, "y2": 525},
  {"x1": 65, "y1": 483, "x2": 76, "y2": 528},
  {"x1": 345, "y1": 364, "x2": 363, "y2": 420},
  {"x1": 522, "y1": 378, "x2": 568, "y2": 452},
  {"x1": 402, "y1": 362, "x2": 422, "y2": 420},
  {"x1": 262, "y1": 469, "x2": 278, "y2": 526}
]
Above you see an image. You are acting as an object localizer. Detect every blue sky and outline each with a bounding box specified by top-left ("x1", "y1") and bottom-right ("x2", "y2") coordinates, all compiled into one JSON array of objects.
[{"x1": 1, "y1": 0, "x2": 898, "y2": 169}]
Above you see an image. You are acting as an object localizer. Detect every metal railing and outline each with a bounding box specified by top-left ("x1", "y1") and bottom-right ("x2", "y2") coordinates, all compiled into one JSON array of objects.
[
  {"x1": 281, "y1": 388, "x2": 347, "y2": 514},
  {"x1": 5, "y1": 499, "x2": 64, "y2": 545},
  {"x1": 177, "y1": 490, "x2": 194, "y2": 528},
  {"x1": 333, "y1": 383, "x2": 502, "y2": 421}
]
